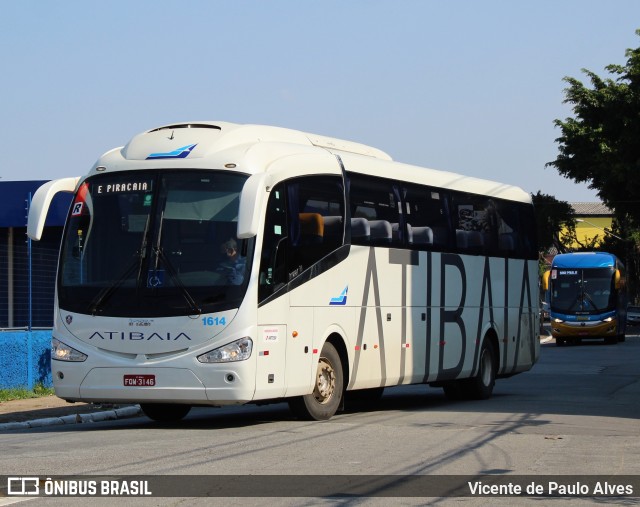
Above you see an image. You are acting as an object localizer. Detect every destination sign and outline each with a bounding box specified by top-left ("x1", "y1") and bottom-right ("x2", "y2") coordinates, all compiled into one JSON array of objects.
[{"x1": 95, "y1": 180, "x2": 153, "y2": 194}]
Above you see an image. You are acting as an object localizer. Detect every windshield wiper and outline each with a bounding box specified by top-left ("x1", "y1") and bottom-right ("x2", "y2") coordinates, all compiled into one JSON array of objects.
[
  {"x1": 87, "y1": 259, "x2": 139, "y2": 315},
  {"x1": 88, "y1": 211, "x2": 202, "y2": 317},
  {"x1": 151, "y1": 245, "x2": 202, "y2": 316},
  {"x1": 566, "y1": 291, "x2": 598, "y2": 313},
  {"x1": 149, "y1": 211, "x2": 201, "y2": 316},
  {"x1": 88, "y1": 215, "x2": 151, "y2": 315},
  {"x1": 581, "y1": 292, "x2": 598, "y2": 310}
]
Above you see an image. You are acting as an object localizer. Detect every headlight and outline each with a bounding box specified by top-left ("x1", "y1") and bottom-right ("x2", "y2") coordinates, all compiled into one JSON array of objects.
[
  {"x1": 602, "y1": 317, "x2": 613, "y2": 322},
  {"x1": 197, "y1": 337, "x2": 252, "y2": 363},
  {"x1": 553, "y1": 318, "x2": 564, "y2": 324},
  {"x1": 51, "y1": 337, "x2": 87, "y2": 362}
]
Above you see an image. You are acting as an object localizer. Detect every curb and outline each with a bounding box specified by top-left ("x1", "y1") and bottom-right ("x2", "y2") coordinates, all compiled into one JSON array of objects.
[{"x1": 0, "y1": 405, "x2": 142, "y2": 431}]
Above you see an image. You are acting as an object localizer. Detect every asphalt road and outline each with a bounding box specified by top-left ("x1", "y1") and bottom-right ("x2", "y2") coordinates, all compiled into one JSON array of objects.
[{"x1": 1, "y1": 330, "x2": 639, "y2": 506}]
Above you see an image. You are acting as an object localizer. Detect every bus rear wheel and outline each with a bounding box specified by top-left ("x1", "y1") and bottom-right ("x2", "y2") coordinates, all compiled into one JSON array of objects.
[
  {"x1": 288, "y1": 342, "x2": 344, "y2": 421},
  {"x1": 140, "y1": 403, "x2": 191, "y2": 422},
  {"x1": 443, "y1": 339, "x2": 496, "y2": 401},
  {"x1": 467, "y1": 339, "x2": 497, "y2": 399}
]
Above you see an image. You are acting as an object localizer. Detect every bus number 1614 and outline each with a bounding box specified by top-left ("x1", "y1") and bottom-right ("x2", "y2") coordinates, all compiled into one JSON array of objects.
[{"x1": 202, "y1": 316, "x2": 226, "y2": 326}]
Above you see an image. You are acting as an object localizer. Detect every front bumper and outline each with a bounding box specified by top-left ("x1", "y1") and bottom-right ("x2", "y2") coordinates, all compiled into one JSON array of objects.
[
  {"x1": 52, "y1": 365, "x2": 255, "y2": 405},
  {"x1": 551, "y1": 319, "x2": 617, "y2": 338}
]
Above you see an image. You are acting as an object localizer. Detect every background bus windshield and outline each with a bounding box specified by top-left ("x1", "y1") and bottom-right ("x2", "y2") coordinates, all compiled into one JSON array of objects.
[{"x1": 550, "y1": 268, "x2": 616, "y2": 314}]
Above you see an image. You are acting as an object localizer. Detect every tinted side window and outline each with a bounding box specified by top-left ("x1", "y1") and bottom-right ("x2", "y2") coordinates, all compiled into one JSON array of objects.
[
  {"x1": 348, "y1": 173, "x2": 402, "y2": 247},
  {"x1": 286, "y1": 176, "x2": 345, "y2": 276},
  {"x1": 498, "y1": 201, "x2": 538, "y2": 259},
  {"x1": 450, "y1": 196, "x2": 537, "y2": 259},
  {"x1": 451, "y1": 192, "x2": 499, "y2": 255},
  {"x1": 403, "y1": 185, "x2": 452, "y2": 250},
  {"x1": 259, "y1": 176, "x2": 346, "y2": 304}
]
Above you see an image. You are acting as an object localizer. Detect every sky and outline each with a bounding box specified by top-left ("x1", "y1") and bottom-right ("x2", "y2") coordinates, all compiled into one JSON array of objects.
[{"x1": 1, "y1": 0, "x2": 639, "y2": 203}]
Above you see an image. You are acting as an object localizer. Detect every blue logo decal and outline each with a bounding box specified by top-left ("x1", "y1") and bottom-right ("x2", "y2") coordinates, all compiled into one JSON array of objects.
[
  {"x1": 329, "y1": 286, "x2": 348, "y2": 306},
  {"x1": 146, "y1": 144, "x2": 197, "y2": 160}
]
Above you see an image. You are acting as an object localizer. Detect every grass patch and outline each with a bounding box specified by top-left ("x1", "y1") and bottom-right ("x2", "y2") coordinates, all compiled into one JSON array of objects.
[{"x1": 0, "y1": 384, "x2": 55, "y2": 403}]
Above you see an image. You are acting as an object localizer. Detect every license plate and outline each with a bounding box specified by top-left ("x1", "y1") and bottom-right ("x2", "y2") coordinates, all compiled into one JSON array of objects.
[{"x1": 124, "y1": 374, "x2": 155, "y2": 387}]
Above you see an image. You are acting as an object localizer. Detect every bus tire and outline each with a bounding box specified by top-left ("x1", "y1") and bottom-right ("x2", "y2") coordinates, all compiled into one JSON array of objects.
[
  {"x1": 465, "y1": 339, "x2": 497, "y2": 400},
  {"x1": 288, "y1": 342, "x2": 343, "y2": 421},
  {"x1": 140, "y1": 403, "x2": 191, "y2": 422}
]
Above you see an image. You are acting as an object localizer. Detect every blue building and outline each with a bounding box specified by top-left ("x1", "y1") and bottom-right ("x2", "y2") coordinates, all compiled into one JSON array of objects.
[
  {"x1": 1, "y1": 181, "x2": 71, "y2": 328},
  {"x1": 0, "y1": 180, "x2": 72, "y2": 388}
]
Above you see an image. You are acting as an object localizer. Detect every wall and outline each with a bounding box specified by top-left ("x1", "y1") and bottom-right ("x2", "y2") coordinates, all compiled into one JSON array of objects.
[
  {"x1": 560, "y1": 216, "x2": 613, "y2": 249},
  {"x1": 0, "y1": 331, "x2": 52, "y2": 389}
]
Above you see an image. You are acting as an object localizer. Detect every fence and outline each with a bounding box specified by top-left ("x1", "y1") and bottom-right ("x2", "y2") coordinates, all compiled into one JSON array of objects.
[
  {"x1": 0, "y1": 182, "x2": 71, "y2": 389},
  {"x1": 1, "y1": 226, "x2": 62, "y2": 389},
  {"x1": 0, "y1": 227, "x2": 61, "y2": 329}
]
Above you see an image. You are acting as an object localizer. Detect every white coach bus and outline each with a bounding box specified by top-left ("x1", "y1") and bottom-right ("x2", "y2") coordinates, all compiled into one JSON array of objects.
[{"x1": 28, "y1": 121, "x2": 539, "y2": 422}]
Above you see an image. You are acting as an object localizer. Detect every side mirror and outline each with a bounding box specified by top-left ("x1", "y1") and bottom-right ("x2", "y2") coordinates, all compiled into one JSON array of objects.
[
  {"x1": 237, "y1": 173, "x2": 269, "y2": 239},
  {"x1": 614, "y1": 269, "x2": 622, "y2": 289},
  {"x1": 541, "y1": 270, "x2": 550, "y2": 291},
  {"x1": 27, "y1": 177, "x2": 79, "y2": 240}
]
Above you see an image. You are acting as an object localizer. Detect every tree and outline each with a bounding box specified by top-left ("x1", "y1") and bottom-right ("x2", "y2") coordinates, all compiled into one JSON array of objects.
[
  {"x1": 547, "y1": 29, "x2": 640, "y2": 227},
  {"x1": 547, "y1": 30, "x2": 640, "y2": 301},
  {"x1": 531, "y1": 191, "x2": 575, "y2": 253}
]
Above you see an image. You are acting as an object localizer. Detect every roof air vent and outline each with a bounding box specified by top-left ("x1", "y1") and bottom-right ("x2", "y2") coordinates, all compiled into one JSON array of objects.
[{"x1": 148, "y1": 124, "x2": 222, "y2": 133}]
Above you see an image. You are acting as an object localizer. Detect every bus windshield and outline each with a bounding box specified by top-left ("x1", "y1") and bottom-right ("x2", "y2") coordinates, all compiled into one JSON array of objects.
[
  {"x1": 58, "y1": 170, "x2": 252, "y2": 317},
  {"x1": 550, "y1": 267, "x2": 616, "y2": 314}
]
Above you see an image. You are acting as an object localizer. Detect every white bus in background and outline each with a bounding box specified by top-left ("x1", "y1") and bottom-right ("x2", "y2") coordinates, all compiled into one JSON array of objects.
[{"x1": 28, "y1": 121, "x2": 539, "y2": 422}]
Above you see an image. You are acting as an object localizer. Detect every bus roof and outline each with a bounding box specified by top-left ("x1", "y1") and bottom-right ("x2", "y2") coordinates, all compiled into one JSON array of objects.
[
  {"x1": 552, "y1": 252, "x2": 618, "y2": 269},
  {"x1": 93, "y1": 121, "x2": 532, "y2": 204},
  {"x1": 116, "y1": 121, "x2": 392, "y2": 162}
]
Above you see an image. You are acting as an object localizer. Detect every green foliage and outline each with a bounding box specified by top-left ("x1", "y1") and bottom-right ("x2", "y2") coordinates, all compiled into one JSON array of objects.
[
  {"x1": 0, "y1": 384, "x2": 55, "y2": 403},
  {"x1": 531, "y1": 191, "x2": 575, "y2": 252},
  {"x1": 547, "y1": 29, "x2": 640, "y2": 228},
  {"x1": 547, "y1": 29, "x2": 640, "y2": 301}
]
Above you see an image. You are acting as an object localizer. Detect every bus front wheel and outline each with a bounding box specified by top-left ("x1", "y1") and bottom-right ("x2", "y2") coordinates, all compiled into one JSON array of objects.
[
  {"x1": 288, "y1": 342, "x2": 344, "y2": 421},
  {"x1": 140, "y1": 403, "x2": 191, "y2": 422}
]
